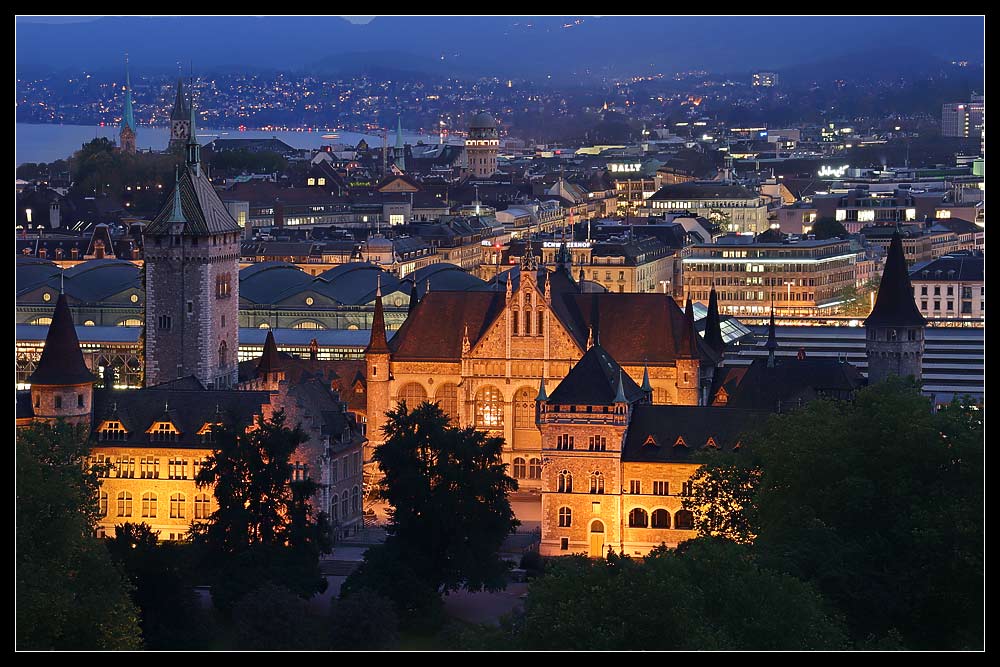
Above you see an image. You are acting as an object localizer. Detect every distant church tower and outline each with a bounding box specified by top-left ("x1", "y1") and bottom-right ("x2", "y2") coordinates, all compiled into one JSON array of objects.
[
  {"x1": 118, "y1": 55, "x2": 137, "y2": 155},
  {"x1": 465, "y1": 112, "x2": 499, "y2": 179},
  {"x1": 865, "y1": 230, "x2": 926, "y2": 385},
  {"x1": 143, "y1": 98, "x2": 241, "y2": 389},
  {"x1": 168, "y1": 78, "x2": 191, "y2": 151},
  {"x1": 393, "y1": 116, "x2": 406, "y2": 172},
  {"x1": 28, "y1": 292, "x2": 96, "y2": 426}
]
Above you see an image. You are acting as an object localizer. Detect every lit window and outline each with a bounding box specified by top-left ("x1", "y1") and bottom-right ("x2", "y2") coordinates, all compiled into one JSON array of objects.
[
  {"x1": 558, "y1": 506, "x2": 572, "y2": 527},
  {"x1": 170, "y1": 493, "x2": 186, "y2": 519}
]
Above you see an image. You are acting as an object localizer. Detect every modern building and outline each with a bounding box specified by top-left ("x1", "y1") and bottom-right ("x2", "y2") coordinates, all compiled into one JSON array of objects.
[
  {"x1": 941, "y1": 95, "x2": 985, "y2": 138},
  {"x1": 647, "y1": 182, "x2": 768, "y2": 234},
  {"x1": 682, "y1": 237, "x2": 857, "y2": 316}
]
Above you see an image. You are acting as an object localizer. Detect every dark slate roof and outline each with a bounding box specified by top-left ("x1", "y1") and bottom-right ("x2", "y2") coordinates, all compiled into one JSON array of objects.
[
  {"x1": 146, "y1": 166, "x2": 241, "y2": 236},
  {"x1": 622, "y1": 405, "x2": 762, "y2": 462},
  {"x1": 26, "y1": 293, "x2": 97, "y2": 386},
  {"x1": 722, "y1": 356, "x2": 865, "y2": 412},
  {"x1": 865, "y1": 231, "x2": 927, "y2": 328},
  {"x1": 546, "y1": 344, "x2": 644, "y2": 405},
  {"x1": 257, "y1": 330, "x2": 283, "y2": 374},
  {"x1": 469, "y1": 112, "x2": 498, "y2": 129},
  {"x1": 909, "y1": 253, "x2": 984, "y2": 282},
  {"x1": 365, "y1": 289, "x2": 391, "y2": 355},
  {"x1": 91, "y1": 384, "x2": 271, "y2": 449},
  {"x1": 390, "y1": 290, "x2": 505, "y2": 360},
  {"x1": 648, "y1": 182, "x2": 759, "y2": 201}
]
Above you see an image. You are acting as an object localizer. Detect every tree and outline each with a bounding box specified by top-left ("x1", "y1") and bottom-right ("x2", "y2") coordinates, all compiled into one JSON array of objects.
[
  {"x1": 511, "y1": 540, "x2": 845, "y2": 650},
  {"x1": 232, "y1": 583, "x2": 323, "y2": 650},
  {"x1": 684, "y1": 450, "x2": 760, "y2": 544},
  {"x1": 16, "y1": 421, "x2": 143, "y2": 649},
  {"x1": 690, "y1": 379, "x2": 984, "y2": 649},
  {"x1": 105, "y1": 522, "x2": 212, "y2": 649},
  {"x1": 810, "y1": 216, "x2": 849, "y2": 239},
  {"x1": 374, "y1": 400, "x2": 520, "y2": 595},
  {"x1": 329, "y1": 588, "x2": 400, "y2": 650},
  {"x1": 192, "y1": 411, "x2": 330, "y2": 611}
]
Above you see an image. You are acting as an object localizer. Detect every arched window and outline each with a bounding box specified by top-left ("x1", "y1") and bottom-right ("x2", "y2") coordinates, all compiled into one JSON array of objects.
[
  {"x1": 218, "y1": 340, "x2": 227, "y2": 369},
  {"x1": 513, "y1": 457, "x2": 526, "y2": 479},
  {"x1": 141, "y1": 492, "x2": 157, "y2": 518},
  {"x1": 99, "y1": 491, "x2": 108, "y2": 517},
  {"x1": 117, "y1": 491, "x2": 132, "y2": 517},
  {"x1": 675, "y1": 510, "x2": 694, "y2": 530},
  {"x1": 119, "y1": 318, "x2": 143, "y2": 327},
  {"x1": 628, "y1": 508, "x2": 649, "y2": 528},
  {"x1": 528, "y1": 458, "x2": 542, "y2": 480},
  {"x1": 341, "y1": 491, "x2": 349, "y2": 518},
  {"x1": 557, "y1": 470, "x2": 572, "y2": 493},
  {"x1": 396, "y1": 382, "x2": 427, "y2": 409},
  {"x1": 194, "y1": 494, "x2": 210, "y2": 519},
  {"x1": 590, "y1": 471, "x2": 605, "y2": 495},
  {"x1": 292, "y1": 319, "x2": 326, "y2": 330},
  {"x1": 513, "y1": 386, "x2": 535, "y2": 429},
  {"x1": 435, "y1": 383, "x2": 458, "y2": 422},
  {"x1": 170, "y1": 493, "x2": 186, "y2": 519},
  {"x1": 352, "y1": 486, "x2": 360, "y2": 514},
  {"x1": 651, "y1": 509, "x2": 671, "y2": 529},
  {"x1": 558, "y1": 507, "x2": 572, "y2": 527},
  {"x1": 474, "y1": 385, "x2": 504, "y2": 428}
]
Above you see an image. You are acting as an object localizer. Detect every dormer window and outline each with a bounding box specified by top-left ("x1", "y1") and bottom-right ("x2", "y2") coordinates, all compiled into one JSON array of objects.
[
  {"x1": 674, "y1": 436, "x2": 687, "y2": 447},
  {"x1": 198, "y1": 422, "x2": 221, "y2": 444},
  {"x1": 643, "y1": 434, "x2": 658, "y2": 447},
  {"x1": 148, "y1": 421, "x2": 179, "y2": 442},
  {"x1": 97, "y1": 419, "x2": 128, "y2": 440},
  {"x1": 705, "y1": 436, "x2": 719, "y2": 449}
]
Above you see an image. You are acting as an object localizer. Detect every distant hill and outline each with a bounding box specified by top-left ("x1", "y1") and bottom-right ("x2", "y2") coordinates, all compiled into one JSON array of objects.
[{"x1": 15, "y1": 15, "x2": 985, "y2": 82}]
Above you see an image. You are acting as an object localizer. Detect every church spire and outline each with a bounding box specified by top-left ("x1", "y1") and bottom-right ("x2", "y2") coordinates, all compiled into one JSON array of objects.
[
  {"x1": 395, "y1": 116, "x2": 405, "y2": 171},
  {"x1": 408, "y1": 280, "x2": 419, "y2": 314},
  {"x1": 682, "y1": 297, "x2": 699, "y2": 358},
  {"x1": 121, "y1": 54, "x2": 135, "y2": 133},
  {"x1": 365, "y1": 274, "x2": 390, "y2": 355}
]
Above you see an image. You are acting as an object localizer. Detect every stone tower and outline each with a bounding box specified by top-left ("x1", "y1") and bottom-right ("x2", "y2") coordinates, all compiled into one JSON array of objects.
[
  {"x1": 865, "y1": 230, "x2": 926, "y2": 385},
  {"x1": 118, "y1": 55, "x2": 137, "y2": 155},
  {"x1": 168, "y1": 78, "x2": 191, "y2": 151},
  {"x1": 143, "y1": 98, "x2": 241, "y2": 389},
  {"x1": 364, "y1": 275, "x2": 392, "y2": 462},
  {"x1": 674, "y1": 298, "x2": 701, "y2": 405},
  {"x1": 465, "y1": 111, "x2": 499, "y2": 179},
  {"x1": 28, "y1": 292, "x2": 96, "y2": 426}
]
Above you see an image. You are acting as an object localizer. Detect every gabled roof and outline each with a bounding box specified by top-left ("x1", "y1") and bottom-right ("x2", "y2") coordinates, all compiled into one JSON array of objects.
[
  {"x1": 722, "y1": 356, "x2": 865, "y2": 412},
  {"x1": 146, "y1": 166, "x2": 241, "y2": 236},
  {"x1": 865, "y1": 231, "x2": 927, "y2": 328},
  {"x1": 547, "y1": 344, "x2": 644, "y2": 406},
  {"x1": 26, "y1": 293, "x2": 96, "y2": 386}
]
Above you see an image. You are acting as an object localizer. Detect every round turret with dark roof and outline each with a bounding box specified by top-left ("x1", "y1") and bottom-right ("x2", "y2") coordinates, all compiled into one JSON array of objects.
[{"x1": 469, "y1": 112, "x2": 498, "y2": 130}]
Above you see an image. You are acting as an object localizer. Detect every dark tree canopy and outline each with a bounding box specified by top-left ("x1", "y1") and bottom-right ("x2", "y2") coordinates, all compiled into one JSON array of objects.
[
  {"x1": 16, "y1": 421, "x2": 143, "y2": 650},
  {"x1": 688, "y1": 378, "x2": 984, "y2": 649},
  {"x1": 809, "y1": 216, "x2": 849, "y2": 239},
  {"x1": 192, "y1": 411, "x2": 330, "y2": 611},
  {"x1": 374, "y1": 400, "x2": 520, "y2": 595}
]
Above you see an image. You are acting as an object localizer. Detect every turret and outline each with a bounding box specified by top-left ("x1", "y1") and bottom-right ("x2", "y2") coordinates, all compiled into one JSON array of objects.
[
  {"x1": 118, "y1": 54, "x2": 137, "y2": 155},
  {"x1": 256, "y1": 330, "x2": 286, "y2": 390},
  {"x1": 28, "y1": 293, "x2": 96, "y2": 425},
  {"x1": 674, "y1": 298, "x2": 701, "y2": 405},
  {"x1": 864, "y1": 231, "x2": 926, "y2": 385},
  {"x1": 703, "y1": 285, "x2": 724, "y2": 358},
  {"x1": 364, "y1": 275, "x2": 392, "y2": 461}
]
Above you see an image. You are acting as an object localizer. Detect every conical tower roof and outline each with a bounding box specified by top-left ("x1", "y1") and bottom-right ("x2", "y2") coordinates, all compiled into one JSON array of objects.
[
  {"x1": 408, "y1": 281, "x2": 419, "y2": 314},
  {"x1": 256, "y1": 330, "x2": 283, "y2": 375},
  {"x1": 170, "y1": 78, "x2": 189, "y2": 121},
  {"x1": 704, "y1": 285, "x2": 725, "y2": 353},
  {"x1": 764, "y1": 305, "x2": 779, "y2": 351},
  {"x1": 121, "y1": 55, "x2": 136, "y2": 132},
  {"x1": 681, "y1": 297, "x2": 699, "y2": 358},
  {"x1": 865, "y1": 231, "x2": 926, "y2": 328},
  {"x1": 27, "y1": 293, "x2": 96, "y2": 386}
]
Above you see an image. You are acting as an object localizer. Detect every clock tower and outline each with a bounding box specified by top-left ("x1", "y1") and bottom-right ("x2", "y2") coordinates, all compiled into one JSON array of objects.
[{"x1": 168, "y1": 78, "x2": 190, "y2": 151}]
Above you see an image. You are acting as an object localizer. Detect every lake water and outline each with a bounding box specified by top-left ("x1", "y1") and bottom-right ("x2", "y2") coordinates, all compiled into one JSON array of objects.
[{"x1": 15, "y1": 123, "x2": 443, "y2": 165}]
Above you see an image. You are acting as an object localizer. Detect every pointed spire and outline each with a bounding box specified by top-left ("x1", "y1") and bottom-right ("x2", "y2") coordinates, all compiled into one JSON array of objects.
[
  {"x1": 27, "y1": 293, "x2": 95, "y2": 386},
  {"x1": 614, "y1": 369, "x2": 628, "y2": 404},
  {"x1": 408, "y1": 280, "x2": 419, "y2": 314},
  {"x1": 365, "y1": 275, "x2": 390, "y2": 355},
  {"x1": 865, "y1": 230, "x2": 926, "y2": 328},
  {"x1": 765, "y1": 304, "x2": 779, "y2": 368},
  {"x1": 166, "y1": 168, "x2": 186, "y2": 225},
  {"x1": 257, "y1": 330, "x2": 283, "y2": 375},
  {"x1": 641, "y1": 362, "x2": 652, "y2": 393},
  {"x1": 186, "y1": 89, "x2": 201, "y2": 174},
  {"x1": 683, "y1": 297, "x2": 699, "y2": 358},
  {"x1": 462, "y1": 324, "x2": 471, "y2": 354},
  {"x1": 170, "y1": 77, "x2": 188, "y2": 121},
  {"x1": 587, "y1": 325, "x2": 594, "y2": 350},
  {"x1": 704, "y1": 284, "x2": 724, "y2": 355},
  {"x1": 536, "y1": 375, "x2": 548, "y2": 401}
]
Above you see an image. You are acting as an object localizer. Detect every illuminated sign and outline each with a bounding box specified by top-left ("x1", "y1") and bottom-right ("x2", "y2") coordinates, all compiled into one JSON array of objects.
[
  {"x1": 817, "y1": 165, "x2": 849, "y2": 178},
  {"x1": 542, "y1": 241, "x2": 590, "y2": 248},
  {"x1": 609, "y1": 163, "x2": 641, "y2": 173}
]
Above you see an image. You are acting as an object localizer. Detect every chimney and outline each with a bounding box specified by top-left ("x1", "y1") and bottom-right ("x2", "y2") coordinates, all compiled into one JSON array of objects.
[{"x1": 49, "y1": 202, "x2": 61, "y2": 229}]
